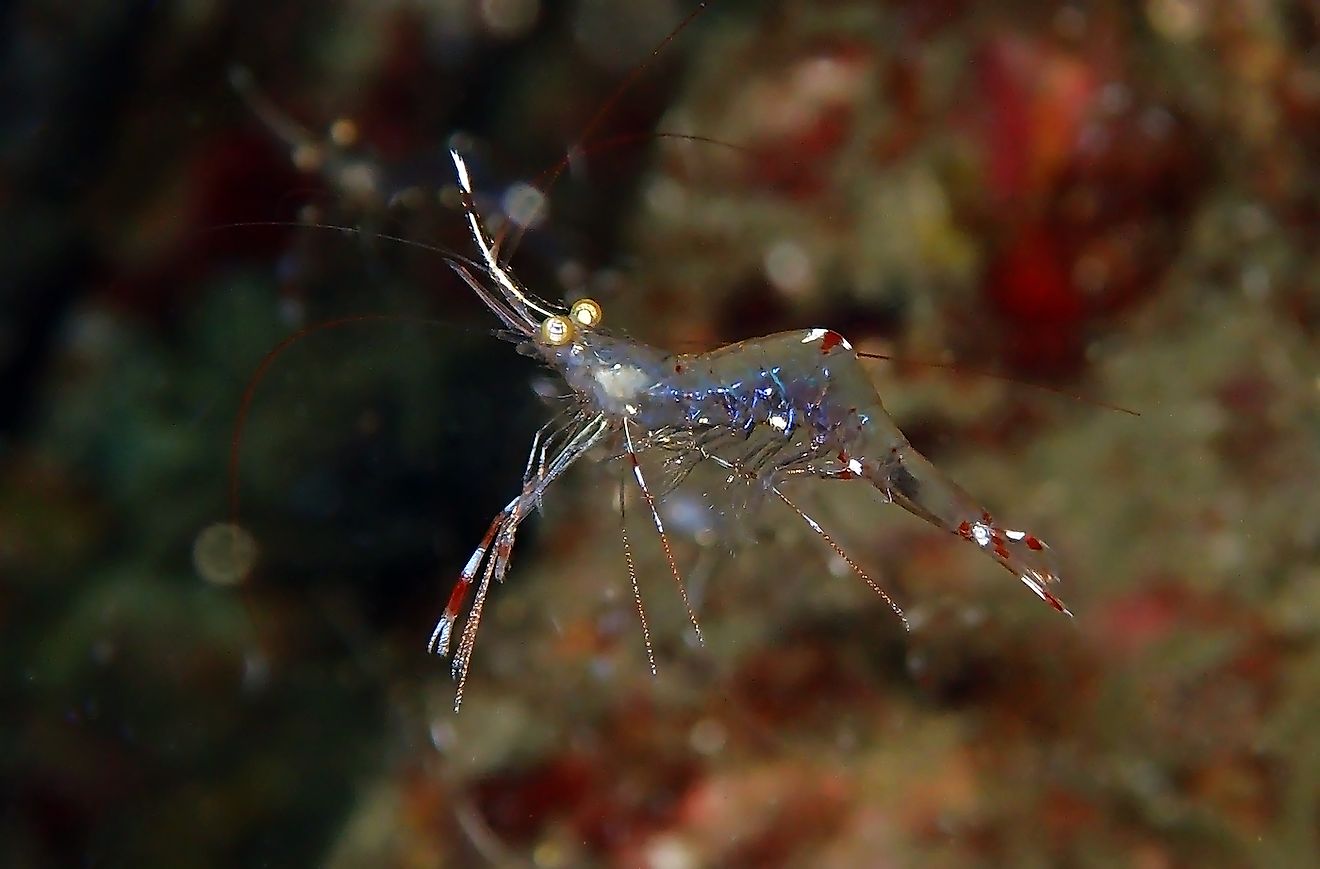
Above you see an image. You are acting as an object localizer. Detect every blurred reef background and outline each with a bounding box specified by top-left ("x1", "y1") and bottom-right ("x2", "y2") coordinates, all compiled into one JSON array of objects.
[{"x1": 2, "y1": 0, "x2": 1318, "y2": 866}]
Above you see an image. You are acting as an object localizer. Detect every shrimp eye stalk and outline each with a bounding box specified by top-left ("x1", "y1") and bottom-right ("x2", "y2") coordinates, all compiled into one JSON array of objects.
[
  {"x1": 569, "y1": 297, "x2": 603, "y2": 328},
  {"x1": 540, "y1": 314, "x2": 575, "y2": 346}
]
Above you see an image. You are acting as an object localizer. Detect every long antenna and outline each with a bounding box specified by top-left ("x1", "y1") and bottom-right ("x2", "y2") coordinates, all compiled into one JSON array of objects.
[
  {"x1": 497, "y1": 1, "x2": 718, "y2": 259},
  {"x1": 855, "y1": 351, "x2": 1140, "y2": 417}
]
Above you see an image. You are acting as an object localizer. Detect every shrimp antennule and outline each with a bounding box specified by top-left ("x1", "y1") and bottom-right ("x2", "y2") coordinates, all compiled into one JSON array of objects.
[{"x1": 449, "y1": 150, "x2": 564, "y2": 325}]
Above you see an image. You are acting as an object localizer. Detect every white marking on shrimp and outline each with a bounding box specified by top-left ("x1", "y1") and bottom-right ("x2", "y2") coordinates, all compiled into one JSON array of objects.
[
  {"x1": 593, "y1": 363, "x2": 651, "y2": 402},
  {"x1": 1020, "y1": 573, "x2": 1048, "y2": 602},
  {"x1": 630, "y1": 464, "x2": 666, "y2": 532},
  {"x1": 768, "y1": 414, "x2": 788, "y2": 431},
  {"x1": 971, "y1": 523, "x2": 991, "y2": 547},
  {"x1": 462, "y1": 548, "x2": 486, "y2": 576},
  {"x1": 452, "y1": 149, "x2": 474, "y2": 193},
  {"x1": 847, "y1": 457, "x2": 863, "y2": 476},
  {"x1": 799, "y1": 327, "x2": 852, "y2": 350},
  {"x1": 429, "y1": 619, "x2": 452, "y2": 655},
  {"x1": 1004, "y1": 528, "x2": 1026, "y2": 541}
]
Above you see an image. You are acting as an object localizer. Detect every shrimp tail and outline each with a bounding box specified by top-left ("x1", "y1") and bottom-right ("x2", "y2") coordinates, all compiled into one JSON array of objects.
[{"x1": 865, "y1": 443, "x2": 1072, "y2": 616}]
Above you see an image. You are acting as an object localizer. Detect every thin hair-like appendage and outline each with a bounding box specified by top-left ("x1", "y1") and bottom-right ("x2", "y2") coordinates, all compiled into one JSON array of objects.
[
  {"x1": 624, "y1": 420, "x2": 704, "y2": 646},
  {"x1": 494, "y1": 131, "x2": 753, "y2": 265},
  {"x1": 856, "y1": 351, "x2": 1140, "y2": 417},
  {"x1": 229, "y1": 314, "x2": 453, "y2": 522},
  {"x1": 771, "y1": 486, "x2": 910, "y2": 631},
  {"x1": 619, "y1": 471, "x2": 657, "y2": 676},
  {"x1": 497, "y1": 1, "x2": 715, "y2": 261},
  {"x1": 447, "y1": 261, "x2": 536, "y2": 335}
]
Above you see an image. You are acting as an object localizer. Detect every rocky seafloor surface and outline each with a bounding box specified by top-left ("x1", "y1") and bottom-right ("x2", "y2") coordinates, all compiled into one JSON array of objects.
[{"x1": 4, "y1": 1, "x2": 1317, "y2": 866}]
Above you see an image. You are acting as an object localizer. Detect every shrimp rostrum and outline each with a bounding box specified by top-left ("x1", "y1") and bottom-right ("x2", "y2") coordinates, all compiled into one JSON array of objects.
[{"x1": 431, "y1": 150, "x2": 1071, "y2": 709}]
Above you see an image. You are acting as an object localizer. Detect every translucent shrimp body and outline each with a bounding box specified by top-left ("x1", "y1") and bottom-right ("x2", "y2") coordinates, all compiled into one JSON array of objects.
[
  {"x1": 431, "y1": 151, "x2": 1068, "y2": 709},
  {"x1": 546, "y1": 325, "x2": 1071, "y2": 615}
]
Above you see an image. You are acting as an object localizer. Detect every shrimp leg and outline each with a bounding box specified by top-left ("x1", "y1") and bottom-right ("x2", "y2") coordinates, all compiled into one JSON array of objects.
[
  {"x1": 427, "y1": 416, "x2": 562, "y2": 659},
  {"x1": 618, "y1": 469, "x2": 657, "y2": 675},
  {"x1": 770, "y1": 486, "x2": 909, "y2": 630},
  {"x1": 699, "y1": 446, "x2": 909, "y2": 630},
  {"x1": 431, "y1": 414, "x2": 610, "y2": 710},
  {"x1": 427, "y1": 496, "x2": 518, "y2": 660},
  {"x1": 623, "y1": 420, "x2": 704, "y2": 646}
]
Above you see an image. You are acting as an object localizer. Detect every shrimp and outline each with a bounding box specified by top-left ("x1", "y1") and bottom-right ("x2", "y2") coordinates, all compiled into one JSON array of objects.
[{"x1": 429, "y1": 150, "x2": 1071, "y2": 710}]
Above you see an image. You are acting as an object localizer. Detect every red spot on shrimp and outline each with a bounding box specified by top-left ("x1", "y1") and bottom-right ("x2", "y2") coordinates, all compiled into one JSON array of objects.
[
  {"x1": 957, "y1": 521, "x2": 972, "y2": 539},
  {"x1": 445, "y1": 579, "x2": 469, "y2": 613},
  {"x1": 1025, "y1": 535, "x2": 1044, "y2": 551},
  {"x1": 819, "y1": 330, "x2": 844, "y2": 354},
  {"x1": 835, "y1": 450, "x2": 855, "y2": 478}
]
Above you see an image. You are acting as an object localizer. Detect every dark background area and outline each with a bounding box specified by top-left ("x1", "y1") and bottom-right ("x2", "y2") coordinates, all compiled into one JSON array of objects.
[{"x1": 2, "y1": 1, "x2": 1317, "y2": 866}]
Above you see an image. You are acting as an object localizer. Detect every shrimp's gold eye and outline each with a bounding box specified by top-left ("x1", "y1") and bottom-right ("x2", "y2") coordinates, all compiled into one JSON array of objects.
[
  {"x1": 569, "y1": 297, "x2": 603, "y2": 328},
  {"x1": 540, "y1": 314, "x2": 575, "y2": 346}
]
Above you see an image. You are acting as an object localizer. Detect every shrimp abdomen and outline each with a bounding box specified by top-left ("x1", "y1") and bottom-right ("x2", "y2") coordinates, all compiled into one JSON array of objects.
[{"x1": 863, "y1": 440, "x2": 1070, "y2": 614}]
